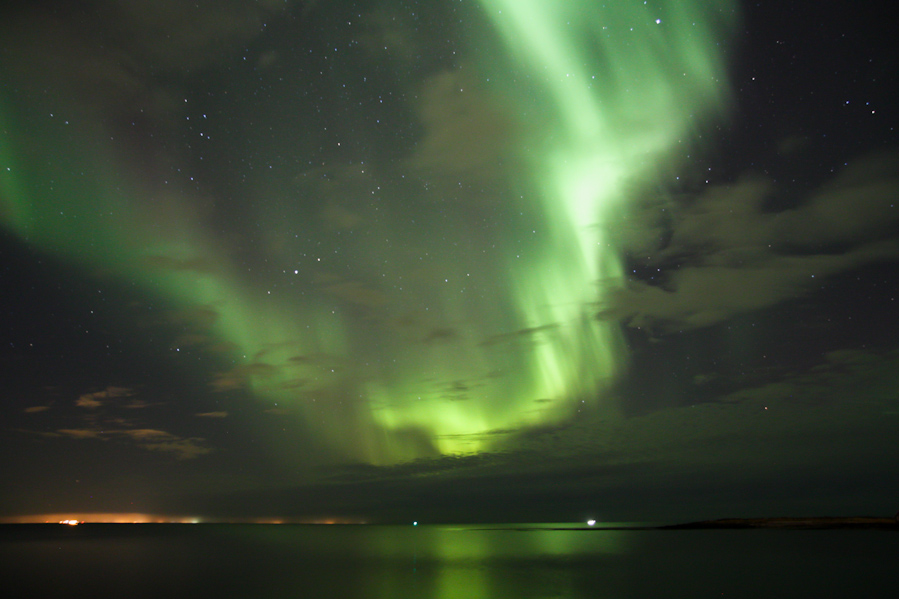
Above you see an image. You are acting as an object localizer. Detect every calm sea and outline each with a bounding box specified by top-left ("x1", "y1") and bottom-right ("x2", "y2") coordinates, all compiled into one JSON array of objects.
[{"x1": 1, "y1": 523, "x2": 894, "y2": 598}]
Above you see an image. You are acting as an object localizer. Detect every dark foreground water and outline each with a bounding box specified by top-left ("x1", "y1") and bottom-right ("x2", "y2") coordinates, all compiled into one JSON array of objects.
[{"x1": 1, "y1": 523, "x2": 895, "y2": 598}]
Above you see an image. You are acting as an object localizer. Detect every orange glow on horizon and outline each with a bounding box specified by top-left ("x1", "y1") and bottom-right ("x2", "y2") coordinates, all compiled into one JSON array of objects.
[
  {"x1": 0, "y1": 513, "x2": 368, "y2": 524},
  {"x1": 0, "y1": 513, "x2": 200, "y2": 524}
]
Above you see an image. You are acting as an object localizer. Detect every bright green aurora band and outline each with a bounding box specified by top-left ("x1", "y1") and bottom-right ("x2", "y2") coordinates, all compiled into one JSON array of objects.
[{"x1": 0, "y1": 1, "x2": 736, "y2": 465}]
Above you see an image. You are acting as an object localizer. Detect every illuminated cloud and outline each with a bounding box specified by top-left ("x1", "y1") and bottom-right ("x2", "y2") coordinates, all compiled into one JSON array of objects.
[
  {"x1": 121, "y1": 429, "x2": 175, "y2": 441},
  {"x1": 76, "y1": 386, "x2": 134, "y2": 409},
  {"x1": 197, "y1": 411, "x2": 229, "y2": 418},
  {"x1": 57, "y1": 428, "x2": 102, "y2": 440},
  {"x1": 123, "y1": 400, "x2": 151, "y2": 409},
  {"x1": 23, "y1": 406, "x2": 50, "y2": 413},
  {"x1": 75, "y1": 395, "x2": 103, "y2": 409}
]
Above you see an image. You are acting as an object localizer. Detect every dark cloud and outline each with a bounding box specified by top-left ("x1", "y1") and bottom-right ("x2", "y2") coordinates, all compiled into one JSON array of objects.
[
  {"x1": 480, "y1": 324, "x2": 559, "y2": 347},
  {"x1": 357, "y1": 5, "x2": 423, "y2": 64},
  {"x1": 274, "y1": 378, "x2": 308, "y2": 391},
  {"x1": 719, "y1": 348, "x2": 899, "y2": 407},
  {"x1": 406, "y1": 69, "x2": 517, "y2": 186},
  {"x1": 254, "y1": 343, "x2": 301, "y2": 362},
  {"x1": 773, "y1": 150, "x2": 899, "y2": 245},
  {"x1": 139, "y1": 437, "x2": 213, "y2": 460},
  {"x1": 421, "y1": 327, "x2": 457, "y2": 344},
  {"x1": 91, "y1": 0, "x2": 291, "y2": 73},
  {"x1": 320, "y1": 202, "x2": 364, "y2": 230},
  {"x1": 320, "y1": 279, "x2": 390, "y2": 309},
  {"x1": 55, "y1": 426, "x2": 212, "y2": 460},
  {"x1": 603, "y1": 151, "x2": 899, "y2": 332},
  {"x1": 0, "y1": 13, "x2": 162, "y2": 119},
  {"x1": 210, "y1": 363, "x2": 279, "y2": 393},
  {"x1": 144, "y1": 255, "x2": 217, "y2": 274},
  {"x1": 287, "y1": 352, "x2": 343, "y2": 366},
  {"x1": 162, "y1": 306, "x2": 220, "y2": 331},
  {"x1": 264, "y1": 408, "x2": 292, "y2": 416}
]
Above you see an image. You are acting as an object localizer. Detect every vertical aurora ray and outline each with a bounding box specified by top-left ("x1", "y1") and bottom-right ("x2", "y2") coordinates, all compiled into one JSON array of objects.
[
  {"x1": 471, "y1": 0, "x2": 738, "y2": 413},
  {"x1": 358, "y1": 0, "x2": 738, "y2": 461},
  {"x1": 0, "y1": 1, "x2": 737, "y2": 467}
]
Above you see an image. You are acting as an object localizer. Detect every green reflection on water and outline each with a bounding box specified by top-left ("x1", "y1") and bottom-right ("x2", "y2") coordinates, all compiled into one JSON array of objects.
[{"x1": 230, "y1": 524, "x2": 632, "y2": 599}]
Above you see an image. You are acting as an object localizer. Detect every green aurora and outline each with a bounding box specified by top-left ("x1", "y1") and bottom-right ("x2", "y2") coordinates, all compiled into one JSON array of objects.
[{"x1": 0, "y1": 0, "x2": 737, "y2": 465}]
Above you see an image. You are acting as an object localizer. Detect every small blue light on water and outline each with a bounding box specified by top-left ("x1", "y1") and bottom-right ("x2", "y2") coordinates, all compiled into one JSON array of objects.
[{"x1": 413, "y1": 521, "x2": 418, "y2": 526}]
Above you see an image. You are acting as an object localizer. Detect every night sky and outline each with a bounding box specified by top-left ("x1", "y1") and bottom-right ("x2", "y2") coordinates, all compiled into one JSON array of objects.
[{"x1": 2, "y1": 0, "x2": 897, "y2": 524}]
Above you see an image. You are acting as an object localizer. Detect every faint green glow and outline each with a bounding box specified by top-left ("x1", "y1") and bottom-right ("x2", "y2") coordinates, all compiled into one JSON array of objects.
[
  {"x1": 0, "y1": 105, "x2": 26, "y2": 229},
  {"x1": 0, "y1": 0, "x2": 737, "y2": 465}
]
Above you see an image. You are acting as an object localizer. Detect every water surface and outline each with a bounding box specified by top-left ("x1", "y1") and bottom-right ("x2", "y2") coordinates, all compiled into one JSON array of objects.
[{"x1": 1, "y1": 523, "x2": 894, "y2": 598}]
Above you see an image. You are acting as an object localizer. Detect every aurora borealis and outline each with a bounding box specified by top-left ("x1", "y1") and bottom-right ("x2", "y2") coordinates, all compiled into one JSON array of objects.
[{"x1": 2, "y1": 1, "x2": 897, "y2": 522}]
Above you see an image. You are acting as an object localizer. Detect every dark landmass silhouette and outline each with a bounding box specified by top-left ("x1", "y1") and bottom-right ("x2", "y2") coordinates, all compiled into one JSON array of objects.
[
  {"x1": 522, "y1": 516, "x2": 899, "y2": 531},
  {"x1": 660, "y1": 517, "x2": 898, "y2": 530}
]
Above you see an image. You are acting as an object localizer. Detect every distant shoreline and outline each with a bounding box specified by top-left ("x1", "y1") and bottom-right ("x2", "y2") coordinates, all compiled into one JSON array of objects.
[
  {"x1": 659, "y1": 517, "x2": 899, "y2": 530},
  {"x1": 1, "y1": 518, "x2": 897, "y2": 530},
  {"x1": 515, "y1": 517, "x2": 899, "y2": 531}
]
